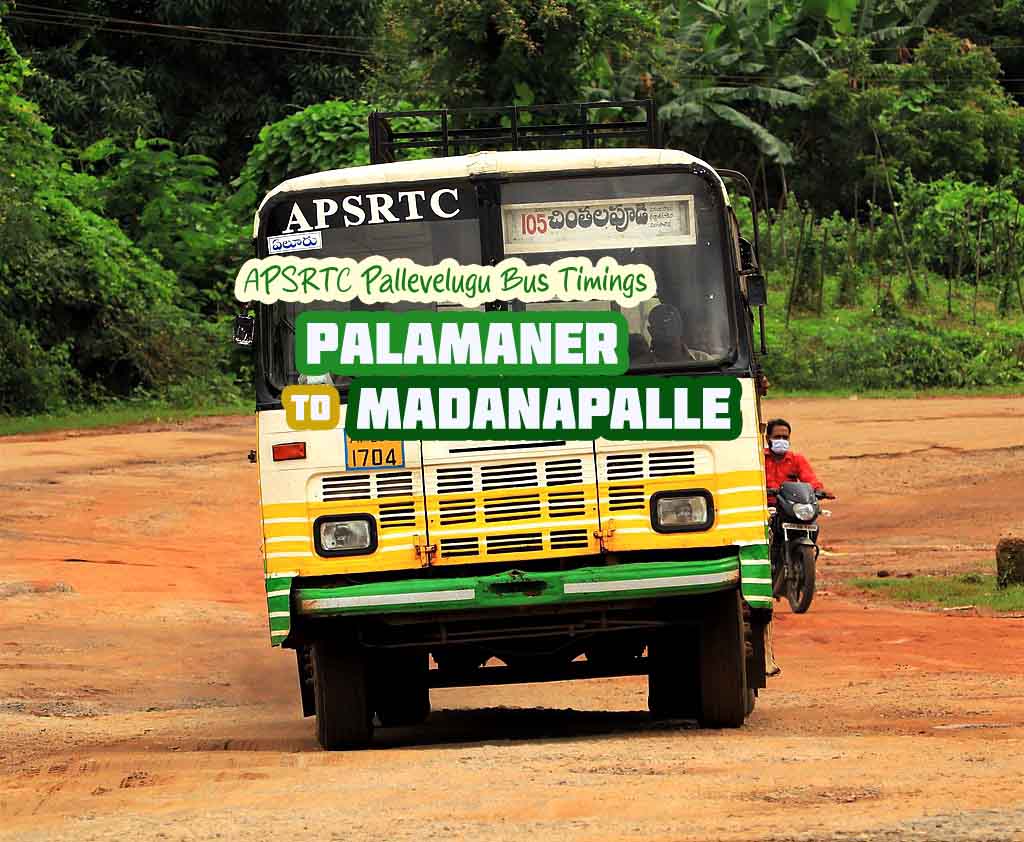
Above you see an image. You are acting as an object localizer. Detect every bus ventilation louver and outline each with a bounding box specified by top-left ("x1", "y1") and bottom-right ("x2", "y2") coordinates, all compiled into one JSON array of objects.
[
  {"x1": 547, "y1": 490, "x2": 586, "y2": 518},
  {"x1": 439, "y1": 497, "x2": 476, "y2": 525},
  {"x1": 436, "y1": 467, "x2": 475, "y2": 495},
  {"x1": 544, "y1": 459, "x2": 584, "y2": 486},
  {"x1": 486, "y1": 532, "x2": 544, "y2": 555},
  {"x1": 480, "y1": 463, "x2": 539, "y2": 491},
  {"x1": 378, "y1": 501, "x2": 417, "y2": 529},
  {"x1": 608, "y1": 485, "x2": 646, "y2": 512},
  {"x1": 321, "y1": 471, "x2": 414, "y2": 501},
  {"x1": 549, "y1": 529, "x2": 590, "y2": 550},
  {"x1": 603, "y1": 451, "x2": 696, "y2": 482},
  {"x1": 440, "y1": 537, "x2": 479, "y2": 558},
  {"x1": 483, "y1": 494, "x2": 542, "y2": 523}
]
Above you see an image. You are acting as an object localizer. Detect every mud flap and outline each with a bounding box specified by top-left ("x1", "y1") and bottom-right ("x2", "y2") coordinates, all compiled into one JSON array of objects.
[
  {"x1": 748, "y1": 620, "x2": 768, "y2": 689},
  {"x1": 297, "y1": 646, "x2": 315, "y2": 717}
]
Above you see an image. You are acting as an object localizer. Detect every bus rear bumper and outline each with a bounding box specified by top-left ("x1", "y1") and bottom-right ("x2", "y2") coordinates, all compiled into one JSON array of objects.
[{"x1": 294, "y1": 556, "x2": 744, "y2": 619}]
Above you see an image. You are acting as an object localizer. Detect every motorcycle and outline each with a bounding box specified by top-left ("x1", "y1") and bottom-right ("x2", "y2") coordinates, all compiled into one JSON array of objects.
[{"x1": 767, "y1": 482, "x2": 833, "y2": 614}]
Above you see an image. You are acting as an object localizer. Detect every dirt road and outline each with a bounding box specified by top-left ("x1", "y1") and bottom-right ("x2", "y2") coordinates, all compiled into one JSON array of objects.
[{"x1": 2, "y1": 396, "x2": 1023, "y2": 841}]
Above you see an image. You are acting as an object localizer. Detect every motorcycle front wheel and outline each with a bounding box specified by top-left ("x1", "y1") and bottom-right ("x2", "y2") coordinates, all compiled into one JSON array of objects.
[{"x1": 787, "y1": 545, "x2": 817, "y2": 614}]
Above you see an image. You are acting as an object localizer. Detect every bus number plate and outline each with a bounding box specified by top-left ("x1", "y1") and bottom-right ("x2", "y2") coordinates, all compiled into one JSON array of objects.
[{"x1": 344, "y1": 437, "x2": 405, "y2": 471}]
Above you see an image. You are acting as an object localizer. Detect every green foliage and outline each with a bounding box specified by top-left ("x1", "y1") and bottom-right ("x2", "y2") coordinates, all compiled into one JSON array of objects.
[
  {"x1": 656, "y1": 0, "x2": 820, "y2": 166},
  {"x1": 20, "y1": 52, "x2": 160, "y2": 150},
  {"x1": 763, "y1": 304, "x2": 1024, "y2": 390},
  {"x1": 234, "y1": 99, "x2": 437, "y2": 201},
  {"x1": 9, "y1": 0, "x2": 379, "y2": 173},
  {"x1": 372, "y1": 0, "x2": 657, "y2": 107},
  {"x1": 5, "y1": 1, "x2": 1024, "y2": 418},
  {"x1": 790, "y1": 31, "x2": 1024, "y2": 213},
  {"x1": 0, "y1": 20, "x2": 239, "y2": 413},
  {"x1": 89, "y1": 138, "x2": 246, "y2": 313}
]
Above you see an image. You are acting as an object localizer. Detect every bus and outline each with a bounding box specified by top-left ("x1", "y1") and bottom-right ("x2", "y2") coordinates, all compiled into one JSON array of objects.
[{"x1": 238, "y1": 101, "x2": 774, "y2": 749}]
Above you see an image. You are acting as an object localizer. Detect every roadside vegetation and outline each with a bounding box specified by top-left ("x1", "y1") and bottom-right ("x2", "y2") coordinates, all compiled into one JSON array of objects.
[
  {"x1": 1, "y1": 0, "x2": 1024, "y2": 427},
  {"x1": 850, "y1": 573, "x2": 1024, "y2": 612}
]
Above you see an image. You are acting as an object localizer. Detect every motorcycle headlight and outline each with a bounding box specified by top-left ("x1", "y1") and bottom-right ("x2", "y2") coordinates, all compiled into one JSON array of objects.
[
  {"x1": 792, "y1": 502, "x2": 817, "y2": 522},
  {"x1": 652, "y1": 492, "x2": 713, "y2": 532},
  {"x1": 315, "y1": 516, "x2": 376, "y2": 556}
]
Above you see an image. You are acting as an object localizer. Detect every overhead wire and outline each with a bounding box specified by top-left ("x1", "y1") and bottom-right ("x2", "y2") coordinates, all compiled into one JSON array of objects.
[
  {"x1": 14, "y1": 0, "x2": 386, "y2": 45},
  {"x1": 6, "y1": 5, "x2": 1024, "y2": 88},
  {"x1": 4, "y1": 12, "x2": 378, "y2": 58},
  {"x1": 13, "y1": 1, "x2": 1024, "y2": 57}
]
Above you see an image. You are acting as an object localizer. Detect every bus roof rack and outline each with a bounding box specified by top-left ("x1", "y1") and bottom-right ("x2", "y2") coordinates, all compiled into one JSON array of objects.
[{"x1": 369, "y1": 100, "x2": 658, "y2": 164}]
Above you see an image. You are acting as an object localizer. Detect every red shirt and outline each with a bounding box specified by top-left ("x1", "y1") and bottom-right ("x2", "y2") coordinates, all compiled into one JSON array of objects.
[{"x1": 764, "y1": 449, "x2": 823, "y2": 494}]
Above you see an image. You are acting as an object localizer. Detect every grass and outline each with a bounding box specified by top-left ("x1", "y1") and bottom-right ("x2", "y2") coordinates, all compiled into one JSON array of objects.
[
  {"x1": 850, "y1": 573, "x2": 1024, "y2": 612},
  {"x1": 0, "y1": 401, "x2": 250, "y2": 437},
  {"x1": 766, "y1": 385, "x2": 1024, "y2": 399}
]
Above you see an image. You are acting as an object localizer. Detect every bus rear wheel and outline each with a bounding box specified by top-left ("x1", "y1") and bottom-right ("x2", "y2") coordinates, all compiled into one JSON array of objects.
[
  {"x1": 312, "y1": 642, "x2": 373, "y2": 750},
  {"x1": 698, "y1": 589, "x2": 748, "y2": 728}
]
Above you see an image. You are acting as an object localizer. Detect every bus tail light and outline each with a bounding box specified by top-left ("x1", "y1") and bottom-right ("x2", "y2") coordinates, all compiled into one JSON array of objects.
[{"x1": 272, "y1": 442, "x2": 307, "y2": 461}]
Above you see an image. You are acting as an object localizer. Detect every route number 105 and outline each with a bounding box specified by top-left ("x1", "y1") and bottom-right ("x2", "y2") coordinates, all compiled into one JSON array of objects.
[{"x1": 520, "y1": 213, "x2": 548, "y2": 235}]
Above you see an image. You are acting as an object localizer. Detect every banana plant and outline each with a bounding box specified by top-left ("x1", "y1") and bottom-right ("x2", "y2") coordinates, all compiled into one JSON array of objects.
[{"x1": 657, "y1": 0, "x2": 820, "y2": 165}]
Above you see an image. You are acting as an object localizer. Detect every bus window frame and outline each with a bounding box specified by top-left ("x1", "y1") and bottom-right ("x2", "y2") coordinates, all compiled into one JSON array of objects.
[
  {"x1": 252, "y1": 164, "x2": 750, "y2": 410},
  {"x1": 481, "y1": 165, "x2": 745, "y2": 376}
]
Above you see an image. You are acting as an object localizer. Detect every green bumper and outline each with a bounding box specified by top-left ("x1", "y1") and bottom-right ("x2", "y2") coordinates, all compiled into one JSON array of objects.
[{"x1": 294, "y1": 555, "x2": 752, "y2": 619}]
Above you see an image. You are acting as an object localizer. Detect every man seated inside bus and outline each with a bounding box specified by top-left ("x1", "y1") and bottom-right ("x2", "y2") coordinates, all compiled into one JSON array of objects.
[{"x1": 647, "y1": 303, "x2": 710, "y2": 363}]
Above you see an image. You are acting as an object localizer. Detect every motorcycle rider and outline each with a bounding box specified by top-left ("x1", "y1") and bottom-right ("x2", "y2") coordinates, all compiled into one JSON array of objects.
[{"x1": 764, "y1": 418, "x2": 834, "y2": 503}]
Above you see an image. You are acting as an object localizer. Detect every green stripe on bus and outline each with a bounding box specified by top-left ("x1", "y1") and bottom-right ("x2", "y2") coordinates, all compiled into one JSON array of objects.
[{"x1": 742, "y1": 582, "x2": 773, "y2": 597}]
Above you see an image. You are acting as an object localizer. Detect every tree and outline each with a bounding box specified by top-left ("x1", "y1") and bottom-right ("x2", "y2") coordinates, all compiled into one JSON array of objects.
[
  {"x1": 0, "y1": 14, "x2": 233, "y2": 412},
  {"x1": 653, "y1": 0, "x2": 824, "y2": 169},
  {"x1": 788, "y1": 31, "x2": 1024, "y2": 214},
  {"x1": 370, "y1": 0, "x2": 658, "y2": 108},
  {"x1": 7, "y1": 0, "x2": 379, "y2": 174}
]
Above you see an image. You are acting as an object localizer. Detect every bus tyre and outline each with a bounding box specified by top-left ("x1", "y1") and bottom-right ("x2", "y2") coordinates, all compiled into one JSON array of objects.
[
  {"x1": 374, "y1": 652, "x2": 431, "y2": 727},
  {"x1": 647, "y1": 627, "x2": 700, "y2": 720},
  {"x1": 312, "y1": 642, "x2": 373, "y2": 750},
  {"x1": 698, "y1": 589, "x2": 748, "y2": 728}
]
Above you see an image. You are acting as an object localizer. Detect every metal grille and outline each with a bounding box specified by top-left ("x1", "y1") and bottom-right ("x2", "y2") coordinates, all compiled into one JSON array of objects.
[
  {"x1": 436, "y1": 466, "x2": 474, "y2": 494},
  {"x1": 439, "y1": 497, "x2": 476, "y2": 526},
  {"x1": 550, "y1": 529, "x2": 590, "y2": 550},
  {"x1": 480, "y1": 462, "x2": 538, "y2": 491},
  {"x1": 378, "y1": 501, "x2": 416, "y2": 529},
  {"x1": 486, "y1": 532, "x2": 544, "y2": 555},
  {"x1": 440, "y1": 537, "x2": 479, "y2": 559},
  {"x1": 544, "y1": 458, "x2": 584, "y2": 486},
  {"x1": 647, "y1": 451, "x2": 696, "y2": 477},
  {"x1": 605, "y1": 453, "x2": 644, "y2": 481},
  {"x1": 483, "y1": 493, "x2": 542, "y2": 523},
  {"x1": 602, "y1": 450, "x2": 697, "y2": 482},
  {"x1": 608, "y1": 484, "x2": 646, "y2": 512},
  {"x1": 547, "y1": 490, "x2": 586, "y2": 518},
  {"x1": 427, "y1": 454, "x2": 598, "y2": 560},
  {"x1": 320, "y1": 471, "x2": 414, "y2": 502}
]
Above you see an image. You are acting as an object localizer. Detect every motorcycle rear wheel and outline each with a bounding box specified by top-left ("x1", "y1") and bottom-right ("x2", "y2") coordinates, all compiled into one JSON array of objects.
[{"x1": 787, "y1": 545, "x2": 817, "y2": 614}]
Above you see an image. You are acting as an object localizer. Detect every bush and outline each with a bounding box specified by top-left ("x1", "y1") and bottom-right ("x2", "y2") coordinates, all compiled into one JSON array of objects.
[{"x1": 763, "y1": 310, "x2": 1024, "y2": 391}]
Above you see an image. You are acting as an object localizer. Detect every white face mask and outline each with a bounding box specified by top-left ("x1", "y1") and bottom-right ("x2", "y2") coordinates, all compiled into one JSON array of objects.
[{"x1": 769, "y1": 438, "x2": 790, "y2": 455}]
